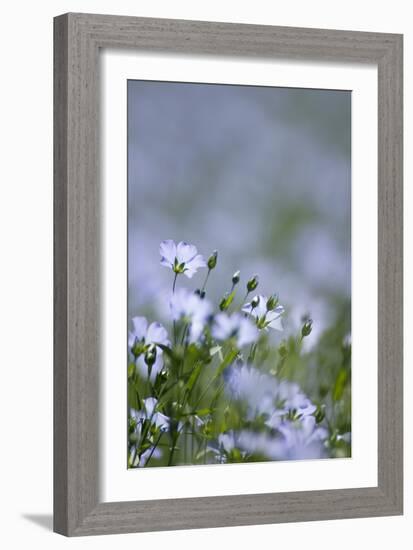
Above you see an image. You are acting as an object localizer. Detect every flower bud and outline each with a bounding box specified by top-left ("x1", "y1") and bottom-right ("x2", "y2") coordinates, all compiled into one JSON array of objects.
[
  {"x1": 207, "y1": 250, "x2": 218, "y2": 270},
  {"x1": 232, "y1": 270, "x2": 240, "y2": 286},
  {"x1": 247, "y1": 274, "x2": 259, "y2": 292},
  {"x1": 251, "y1": 295, "x2": 260, "y2": 309},
  {"x1": 219, "y1": 294, "x2": 229, "y2": 311},
  {"x1": 219, "y1": 292, "x2": 235, "y2": 311},
  {"x1": 144, "y1": 343, "x2": 157, "y2": 367},
  {"x1": 266, "y1": 294, "x2": 278, "y2": 311},
  {"x1": 301, "y1": 319, "x2": 313, "y2": 337}
]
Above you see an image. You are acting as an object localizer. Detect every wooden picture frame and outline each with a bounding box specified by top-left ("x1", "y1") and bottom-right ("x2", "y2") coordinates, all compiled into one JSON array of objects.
[{"x1": 54, "y1": 13, "x2": 403, "y2": 536}]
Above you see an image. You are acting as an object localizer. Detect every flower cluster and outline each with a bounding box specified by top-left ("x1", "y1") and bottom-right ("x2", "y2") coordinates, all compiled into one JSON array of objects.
[{"x1": 127, "y1": 240, "x2": 351, "y2": 468}]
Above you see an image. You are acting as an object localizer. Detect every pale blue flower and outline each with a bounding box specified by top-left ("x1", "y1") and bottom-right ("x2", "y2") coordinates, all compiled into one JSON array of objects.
[
  {"x1": 225, "y1": 364, "x2": 317, "y2": 422},
  {"x1": 224, "y1": 364, "x2": 277, "y2": 417},
  {"x1": 276, "y1": 416, "x2": 328, "y2": 460},
  {"x1": 128, "y1": 316, "x2": 170, "y2": 349},
  {"x1": 138, "y1": 446, "x2": 162, "y2": 467},
  {"x1": 210, "y1": 430, "x2": 285, "y2": 463},
  {"x1": 169, "y1": 288, "x2": 212, "y2": 342},
  {"x1": 212, "y1": 312, "x2": 258, "y2": 348},
  {"x1": 160, "y1": 239, "x2": 206, "y2": 278},
  {"x1": 277, "y1": 380, "x2": 317, "y2": 417},
  {"x1": 218, "y1": 431, "x2": 237, "y2": 454},
  {"x1": 208, "y1": 430, "x2": 247, "y2": 463},
  {"x1": 128, "y1": 317, "x2": 170, "y2": 381},
  {"x1": 131, "y1": 397, "x2": 170, "y2": 432},
  {"x1": 242, "y1": 294, "x2": 284, "y2": 331}
]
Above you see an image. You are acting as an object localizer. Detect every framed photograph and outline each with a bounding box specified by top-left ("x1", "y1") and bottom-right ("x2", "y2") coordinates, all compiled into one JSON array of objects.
[{"x1": 54, "y1": 13, "x2": 403, "y2": 536}]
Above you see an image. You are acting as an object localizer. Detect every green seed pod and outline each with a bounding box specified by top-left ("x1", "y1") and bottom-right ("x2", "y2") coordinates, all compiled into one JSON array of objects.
[
  {"x1": 266, "y1": 294, "x2": 278, "y2": 311},
  {"x1": 207, "y1": 250, "x2": 218, "y2": 270},
  {"x1": 219, "y1": 294, "x2": 229, "y2": 311},
  {"x1": 247, "y1": 274, "x2": 259, "y2": 292},
  {"x1": 301, "y1": 319, "x2": 313, "y2": 337}
]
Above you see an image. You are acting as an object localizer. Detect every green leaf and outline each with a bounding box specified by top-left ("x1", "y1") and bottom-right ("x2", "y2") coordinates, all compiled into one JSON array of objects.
[
  {"x1": 186, "y1": 363, "x2": 202, "y2": 392},
  {"x1": 215, "y1": 349, "x2": 238, "y2": 380},
  {"x1": 127, "y1": 362, "x2": 135, "y2": 379},
  {"x1": 333, "y1": 368, "x2": 348, "y2": 401},
  {"x1": 195, "y1": 408, "x2": 213, "y2": 416}
]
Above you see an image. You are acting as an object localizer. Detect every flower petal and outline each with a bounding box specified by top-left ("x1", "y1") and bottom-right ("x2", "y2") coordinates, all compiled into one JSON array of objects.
[
  {"x1": 176, "y1": 241, "x2": 198, "y2": 263},
  {"x1": 130, "y1": 316, "x2": 148, "y2": 341},
  {"x1": 241, "y1": 302, "x2": 253, "y2": 314},
  {"x1": 152, "y1": 411, "x2": 170, "y2": 432},
  {"x1": 254, "y1": 296, "x2": 268, "y2": 318},
  {"x1": 143, "y1": 397, "x2": 158, "y2": 417},
  {"x1": 212, "y1": 313, "x2": 233, "y2": 340},
  {"x1": 139, "y1": 446, "x2": 162, "y2": 466},
  {"x1": 218, "y1": 432, "x2": 235, "y2": 453},
  {"x1": 267, "y1": 315, "x2": 283, "y2": 331},
  {"x1": 136, "y1": 355, "x2": 164, "y2": 382},
  {"x1": 146, "y1": 321, "x2": 170, "y2": 347},
  {"x1": 160, "y1": 256, "x2": 173, "y2": 269},
  {"x1": 189, "y1": 319, "x2": 204, "y2": 343},
  {"x1": 237, "y1": 318, "x2": 259, "y2": 347},
  {"x1": 183, "y1": 254, "x2": 206, "y2": 278},
  {"x1": 159, "y1": 240, "x2": 177, "y2": 264}
]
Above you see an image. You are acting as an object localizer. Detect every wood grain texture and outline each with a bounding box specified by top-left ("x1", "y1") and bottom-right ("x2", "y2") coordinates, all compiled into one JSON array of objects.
[{"x1": 53, "y1": 13, "x2": 403, "y2": 536}]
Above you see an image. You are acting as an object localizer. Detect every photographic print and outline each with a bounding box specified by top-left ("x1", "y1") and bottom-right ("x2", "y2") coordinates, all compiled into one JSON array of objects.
[{"x1": 127, "y1": 80, "x2": 351, "y2": 469}]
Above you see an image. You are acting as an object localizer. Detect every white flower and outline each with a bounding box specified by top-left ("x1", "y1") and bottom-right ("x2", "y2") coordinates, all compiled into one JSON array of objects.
[
  {"x1": 224, "y1": 364, "x2": 277, "y2": 417},
  {"x1": 277, "y1": 416, "x2": 328, "y2": 460},
  {"x1": 218, "y1": 431, "x2": 237, "y2": 454},
  {"x1": 212, "y1": 312, "x2": 258, "y2": 348},
  {"x1": 128, "y1": 317, "x2": 170, "y2": 349},
  {"x1": 277, "y1": 380, "x2": 317, "y2": 417},
  {"x1": 160, "y1": 239, "x2": 206, "y2": 278},
  {"x1": 131, "y1": 397, "x2": 170, "y2": 432},
  {"x1": 242, "y1": 294, "x2": 284, "y2": 331},
  {"x1": 128, "y1": 317, "x2": 170, "y2": 381},
  {"x1": 138, "y1": 446, "x2": 162, "y2": 467},
  {"x1": 225, "y1": 364, "x2": 318, "y2": 424},
  {"x1": 170, "y1": 288, "x2": 212, "y2": 343},
  {"x1": 208, "y1": 431, "x2": 245, "y2": 463},
  {"x1": 210, "y1": 430, "x2": 284, "y2": 463}
]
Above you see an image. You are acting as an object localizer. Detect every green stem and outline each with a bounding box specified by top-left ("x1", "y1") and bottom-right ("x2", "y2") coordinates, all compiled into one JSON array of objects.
[
  {"x1": 130, "y1": 445, "x2": 138, "y2": 468},
  {"x1": 172, "y1": 273, "x2": 178, "y2": 344},
  {"x1": 180, "y1": 323, "x2": 189, "y2": 346},
  {"x1": 145, "y1": 431, "x2": 163, "y2": 467},
  {"x1": 201, "y1": 269, "x2": 211, "y2": 292},
  {"x1": 248, "y1": 343, "x2": 257, "y2": 362},
  {"x1": 168, "y1": 425, "x2": 184, "y2": 466},
  {"x1": 240, "y1": 291, "x2": 250, "y2": 313}
]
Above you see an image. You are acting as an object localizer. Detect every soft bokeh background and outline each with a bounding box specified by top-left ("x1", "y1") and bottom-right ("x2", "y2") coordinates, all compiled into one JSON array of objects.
[{"x1": 128, "y1": 80, "x2": 351, "y2": 345}]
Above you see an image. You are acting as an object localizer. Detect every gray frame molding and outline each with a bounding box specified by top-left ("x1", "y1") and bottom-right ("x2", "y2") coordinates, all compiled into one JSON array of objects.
[{"x1": 54, "y1": 13, "x2": 403, "y2": 536}]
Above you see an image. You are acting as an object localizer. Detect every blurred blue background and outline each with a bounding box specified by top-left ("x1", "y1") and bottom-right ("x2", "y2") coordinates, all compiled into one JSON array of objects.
[{"x1": 128, "y1": 80, "x2": 351, "y2": 346}]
